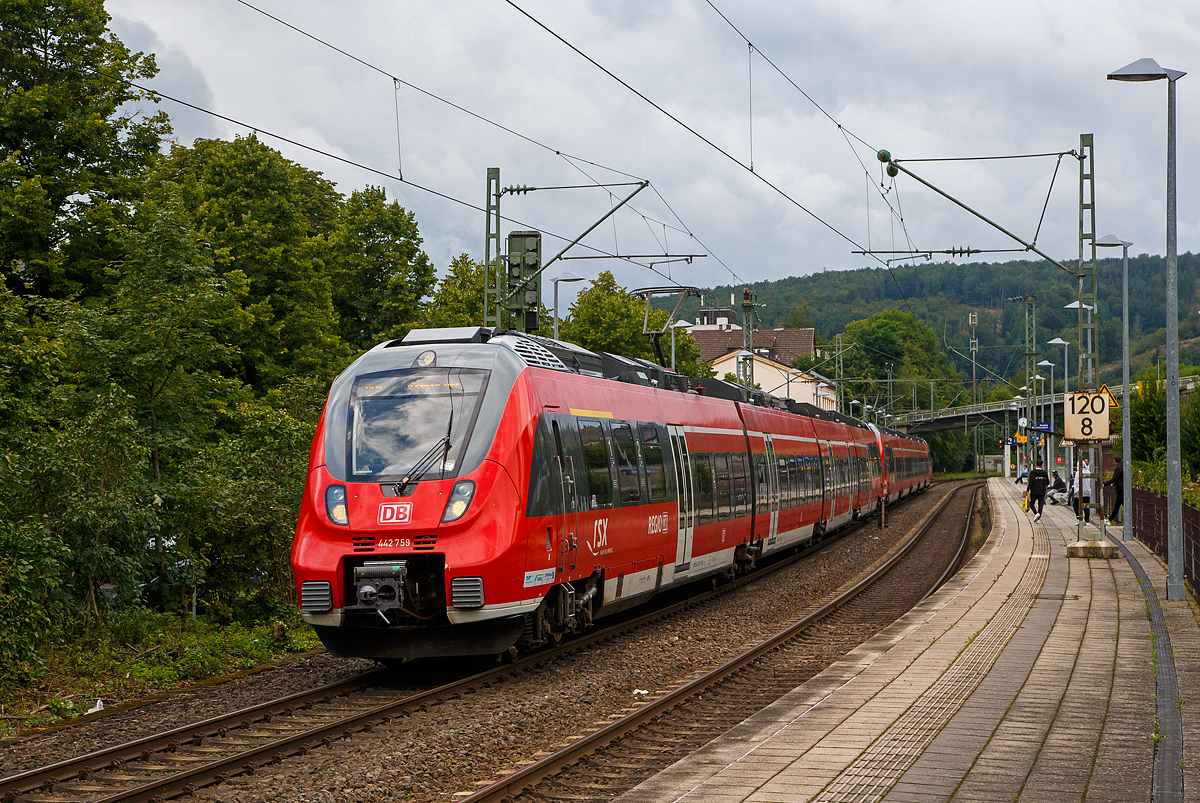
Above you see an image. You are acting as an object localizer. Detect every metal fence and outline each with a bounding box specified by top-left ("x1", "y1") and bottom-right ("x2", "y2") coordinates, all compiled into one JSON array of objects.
[{"x1": 1132, "y1": 487, "x2": 1199, "y2": 591}]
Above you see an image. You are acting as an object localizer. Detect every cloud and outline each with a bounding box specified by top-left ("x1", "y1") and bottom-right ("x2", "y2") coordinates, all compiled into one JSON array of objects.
[{"x1": 104, "y1": 0, "x2": 1200, "y2": 305}]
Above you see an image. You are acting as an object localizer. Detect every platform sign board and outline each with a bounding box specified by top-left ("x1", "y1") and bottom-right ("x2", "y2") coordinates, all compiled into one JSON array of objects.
[
  {"x1": 1064, "y1": 392, "x2": 1110, "y2": 441},
  {"x1": 1032, "y1": 422, "x2": 1054, "y2": 433}
]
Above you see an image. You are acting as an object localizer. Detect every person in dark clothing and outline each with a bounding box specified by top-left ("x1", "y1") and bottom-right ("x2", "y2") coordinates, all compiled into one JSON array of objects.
[
  {"x1": 1047, "y1": 471, "x2": 1067, "y2": 505},
  {"x1": 1027, "y1": 460, "x2": 1050, "y2": 522},
  {"x1": 1104, "y1": 457, "x2": 1124, "y2": 525}
]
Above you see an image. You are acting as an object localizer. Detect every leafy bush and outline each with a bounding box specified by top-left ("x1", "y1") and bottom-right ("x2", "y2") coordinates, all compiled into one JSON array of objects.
[{"x1": 0, "y1": 521, "x2": 66, "y2": 684}]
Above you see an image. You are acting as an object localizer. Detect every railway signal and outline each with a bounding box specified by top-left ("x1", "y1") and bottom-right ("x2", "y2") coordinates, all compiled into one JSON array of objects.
[{"x1": 507, "y1": 231, "x2": 542, "y2": 333}]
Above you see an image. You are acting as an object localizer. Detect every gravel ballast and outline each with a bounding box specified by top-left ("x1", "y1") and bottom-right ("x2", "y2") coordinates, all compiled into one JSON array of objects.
[{"x1": 2, "y1": 483, "x2": 962, "y2": 802}]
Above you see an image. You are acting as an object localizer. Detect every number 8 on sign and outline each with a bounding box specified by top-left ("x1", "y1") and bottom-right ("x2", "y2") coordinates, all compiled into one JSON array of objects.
[{"x1": 1064, "y1": 392, "x2": 1110, "y2": 441}]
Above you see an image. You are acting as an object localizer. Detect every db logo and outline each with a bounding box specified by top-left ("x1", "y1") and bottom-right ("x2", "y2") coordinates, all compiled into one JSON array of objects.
[{"x1": 378, "y1": 502, "x2": 412, "y2": 525}]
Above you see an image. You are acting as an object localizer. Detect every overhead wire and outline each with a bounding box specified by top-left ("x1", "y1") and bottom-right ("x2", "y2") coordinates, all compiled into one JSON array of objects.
[
  {"x1": 230, "y1": 0, "x2": 746, "y2": 287},
  {"x1": 502, "y1": 0, "x2": 881, "y2": 263},
  {"x1": 0, "y1": 30, "x2": 689, "y2": 289}
]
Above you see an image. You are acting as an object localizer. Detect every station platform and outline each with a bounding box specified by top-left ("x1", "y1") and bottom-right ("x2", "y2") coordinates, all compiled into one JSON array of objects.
[{"x1": 618, "y1": 478, "x2": 1200, "y2": 802}]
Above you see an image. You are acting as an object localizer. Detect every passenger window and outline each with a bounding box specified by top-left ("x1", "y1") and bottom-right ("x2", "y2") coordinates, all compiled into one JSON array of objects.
[
  {"x1": 579, "y1": 419, "x2": 613, "y2": 508},
  {"x1": 732, "y1": 453, "x2": 749, "y2": 516},
  {"x1": 695, "y1": 453, "x2": 715, "y2": 525},
  {"x1": 714, "y1": 453, "x2": 732, "y2": 521},
  {"x1": 611, "y1": 422, "x2": 642, "y2": 505},
  {"x1": 777, "y1": 456, "x2": 791, "y2": 507},
  {"x1": 640, "y1": 425, "x2": 667, "y2": 502}
]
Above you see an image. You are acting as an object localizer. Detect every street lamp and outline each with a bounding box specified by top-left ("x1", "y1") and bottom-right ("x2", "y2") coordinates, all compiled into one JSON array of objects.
[
  {"x1": 1038, "y1": 359, "x2": 1055, "y2": 472},
  {"x1": 785, "y1": 368, "x2": 803, "y2": 401},
  {"x1": 552, "y1": 271, "x2": 586, "y2": 341},
  {"x1": 670, "y1": 319, "x2": 693, "y2": 372},
  {"x1": 1048, "y1": 337, "x2": 1071, "y2": 487},
  {"x1": 848, "y1": 399, "x2": 862, "y2": 417},
  {"x1": 1097, "y1": 235, "x2": 1133, "y2": 542},
  {"x1": 1109, "y1": 57, "x2": 1185, "y2": 598}
]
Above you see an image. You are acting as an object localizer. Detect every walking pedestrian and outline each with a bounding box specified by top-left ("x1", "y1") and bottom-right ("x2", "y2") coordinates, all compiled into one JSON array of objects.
[
  {"x1": 1027, "y1": 460, "x2": 1049, "y2": 522},
  {"x1": 1104, "y1": 457, "x2": 1124, "y2": 526}
]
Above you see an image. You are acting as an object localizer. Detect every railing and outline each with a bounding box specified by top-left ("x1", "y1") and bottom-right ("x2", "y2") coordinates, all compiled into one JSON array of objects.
[
  {"x1": 891, "y1": 394, "x2": 1064, "y2": 427},
  {"x1": 1132, "y1": 487, "x2": 1199, "y2": 592}
]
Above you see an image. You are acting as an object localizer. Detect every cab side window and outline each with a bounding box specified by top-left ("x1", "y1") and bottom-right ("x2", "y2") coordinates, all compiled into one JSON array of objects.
[{"x1": 579, "y1": 419, "x2": 613, "y2": 508}]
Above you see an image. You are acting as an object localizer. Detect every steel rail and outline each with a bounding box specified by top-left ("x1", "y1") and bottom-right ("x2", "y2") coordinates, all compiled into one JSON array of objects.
[
  {"x1": 923, "y1": 483, "x2": 982, "y2": 602},
  {"x1": 458, "y1": 482, "x2": 980, "y2": 803},
  {"x1": 2, "y1": 487, "x2": 940, "y2": 803}
]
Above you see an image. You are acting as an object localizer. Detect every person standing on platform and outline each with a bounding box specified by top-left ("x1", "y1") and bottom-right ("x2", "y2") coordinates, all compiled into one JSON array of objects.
[
  {"x1": 1027, "y1": 460, "x2": 1049, "y2": 522},
  {"x1": 1072, "y1": 457, "x2": 1094, "y2": 524},
  {"x1": 1104, "y1": 457, "x2": 1124, "y2": 526}
]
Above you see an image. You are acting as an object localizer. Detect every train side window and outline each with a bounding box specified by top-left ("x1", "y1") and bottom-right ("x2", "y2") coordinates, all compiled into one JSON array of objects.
[
  {"x1": 525, "y1": 416, "x2": 563, "y2": 518},
  {"x1": 714, "y1": 453, "x2": 732, "y2": 521},
  {"x1": 777, "y1": 456, "x2": 791, "y2": 507},
  {"x1": 695, "y1": 453, "x2": 715, "y2": 526},
  {"x1": 753, "y1": 452, "x2": 768, "y2": 510},
  {"x1": 579, "y1": 419, "x2": 613, "y2": 509},
  {"x1": 640, "y1": 425, "x2": 667, "y2": 502},
  {"x1": 611, "y1": 422, "x2": 642, "y2": 505},
  {"x1": 732, "y1": 453, "x2": 749, "y2": 517}
]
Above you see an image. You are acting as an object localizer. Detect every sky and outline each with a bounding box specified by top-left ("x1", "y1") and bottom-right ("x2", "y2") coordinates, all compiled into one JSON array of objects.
[{"x1": 106, "y1": 0, "x2": 1200, "y2": 311}]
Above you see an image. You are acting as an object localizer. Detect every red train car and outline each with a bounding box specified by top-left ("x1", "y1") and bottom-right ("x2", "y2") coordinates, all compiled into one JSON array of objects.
[{"x1": 291, "y1": 328, "x2": 930, "y2": 661}]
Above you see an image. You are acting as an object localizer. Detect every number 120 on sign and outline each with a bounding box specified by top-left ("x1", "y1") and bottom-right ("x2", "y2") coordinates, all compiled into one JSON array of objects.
[{"x1": 1064, "y1": 393, "x2": 1110, "y2": 440}]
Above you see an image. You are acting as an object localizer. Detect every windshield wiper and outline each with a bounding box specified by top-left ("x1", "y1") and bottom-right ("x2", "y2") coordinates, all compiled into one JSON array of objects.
[{"x1": 395, "y1": 436, "x2": 450, "y2": 494}]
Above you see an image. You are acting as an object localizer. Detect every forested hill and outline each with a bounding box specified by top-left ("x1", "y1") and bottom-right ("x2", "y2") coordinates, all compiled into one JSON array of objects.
[{"x1": 668, "y1": 253, "x2": 1200, "y2": 384}]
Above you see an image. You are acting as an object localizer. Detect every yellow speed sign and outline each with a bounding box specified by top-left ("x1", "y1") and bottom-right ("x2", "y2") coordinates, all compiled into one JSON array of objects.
[{"x1": 1064, "y1": 392, "x2": 1110, "y2": 441}]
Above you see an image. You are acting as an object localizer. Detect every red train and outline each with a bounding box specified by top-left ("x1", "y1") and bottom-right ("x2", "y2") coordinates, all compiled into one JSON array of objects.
[{"x1": 291, "y1": 327, "x2": 931, "y2": 661}]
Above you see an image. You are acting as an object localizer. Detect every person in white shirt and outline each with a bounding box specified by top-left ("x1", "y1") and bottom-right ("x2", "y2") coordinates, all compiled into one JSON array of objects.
[{"x1": 1072, "y1": 458, "x2": 1094, "y2": 524}]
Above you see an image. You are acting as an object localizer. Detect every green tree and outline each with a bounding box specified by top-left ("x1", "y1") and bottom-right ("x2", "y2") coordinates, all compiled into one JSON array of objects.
[
  {"x1": 64, "y1": 192, "x2": 251, "y2": 485},
  {"x1": 1182, "y1": 385, "x2": 1200, "y2": 477},
  {"x1": 0, "y1": 0, "x2": 170, "y2": 298},
  {"x1": 559, "y1": 271, "x2": 706, "y2": 376},
  {"x1": 417, "y1": 254, "x2": 486, "y2": 329},
  {"x1": 1129, "y1": 365, "x2": 1166, "y2": 462},
  {"x1": 150, "y1": 136, "x2": 351, "y2": 389},
  {"x1": 330, "y1": 186, "x2": 435, "y2": 351}
]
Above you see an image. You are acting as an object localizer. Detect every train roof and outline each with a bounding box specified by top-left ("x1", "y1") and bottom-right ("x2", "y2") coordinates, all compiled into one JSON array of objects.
[{"x1": 394, "y1": 327, "x2": 899, "y2": 438}]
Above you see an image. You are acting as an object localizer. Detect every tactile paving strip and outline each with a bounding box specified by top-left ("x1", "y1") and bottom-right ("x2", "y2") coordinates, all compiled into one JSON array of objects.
[{"x1": 812, "y1": 499, "x2": 1050, "y2": 803}]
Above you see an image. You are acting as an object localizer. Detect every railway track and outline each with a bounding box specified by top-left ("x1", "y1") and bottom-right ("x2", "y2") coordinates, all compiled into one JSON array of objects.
[
  {"x1": 462, "y1": 481, "x2": 983, "y2": 803},
  {"x1": 0, "y1": 485, "x2": 959, "y2": 803}
]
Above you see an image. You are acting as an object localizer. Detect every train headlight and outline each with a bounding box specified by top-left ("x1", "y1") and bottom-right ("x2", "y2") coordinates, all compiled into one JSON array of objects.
[
  {"x1": 441, "y1": 480, "x2": 476, "y2": 523},
  {"x1": 325, "y1": 484, "x2": 349, "y2": 526}
]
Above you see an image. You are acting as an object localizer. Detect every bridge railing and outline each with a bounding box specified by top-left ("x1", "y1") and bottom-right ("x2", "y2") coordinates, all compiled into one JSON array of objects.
[{"x1": 890, "y1": 393, "x2": 1064, "y2": 427}]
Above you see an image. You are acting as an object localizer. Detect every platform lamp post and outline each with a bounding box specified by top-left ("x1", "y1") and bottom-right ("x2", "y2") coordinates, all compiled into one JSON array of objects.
[
  {"x1": 552, "y1": 271, "x2": 586, "y2": 341},
  {"x1": 1109, "y1": 58, "x2": 1185, "y2": 597},
  {"x1": 784, "y1": 368, "x2": 804, "y2": 401},
  {"x1": 1097, "y1": 236, "x2": 1132, "y2": 541},
  {"x1": 670, "y1": 319, "x2": 693, "y2": 372},
  {"x1": 849, "y1": 399, "x2": 862, "y2": 418},
  {"x1": 1038, "y1": 360, "x2": 1055, "y2": 474},
  {"x1": 1048, "y1": 337, "x2": 1071, "y2": 484}
]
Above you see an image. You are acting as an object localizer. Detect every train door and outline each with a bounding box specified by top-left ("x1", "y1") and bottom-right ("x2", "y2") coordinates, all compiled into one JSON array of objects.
[
  {"x1": 763, "y1": 435, "x2": 780, "y2": 541},
  {"x1": 551, "y1": 420, "x2": 579, "y2": 574},
  {"x1": 667, "y1": 425, "x2": 695, "y2": 568}
]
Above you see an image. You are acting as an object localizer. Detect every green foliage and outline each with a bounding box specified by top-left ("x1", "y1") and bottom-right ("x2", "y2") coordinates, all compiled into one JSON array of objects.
[
  {"x1": 150, "y1": 136, "x2": 352, "y2": 389},
  {"x1": 0, "y1": 521, "x2": 65, "y2": 683},
  {"x1": 330, "y1": 186, "x2": 436, "y2": 350},
  {"x1": 559, "y1": 271, "x2": 707, "y2": 376},
  {"x1": 417, "y1": 253, "x2": 486, "y2": 329},
  {"x1": 1130, "y1": 365, "x2": 1166, "y2": 462},
  {"x1": 1182, "y1": 387, "x2": 1200, "y2": 478},
  {"x1": 0, "y1": 0, "x2": 170, "y2": 298},
  {"x1": 182, "y1": 401, "x2": 315, "y2": 623}
]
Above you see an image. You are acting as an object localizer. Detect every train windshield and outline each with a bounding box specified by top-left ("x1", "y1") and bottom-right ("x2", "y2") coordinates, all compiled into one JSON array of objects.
[{"x1": 348, "y1": 368, "x2": 490, "y2": 482}]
